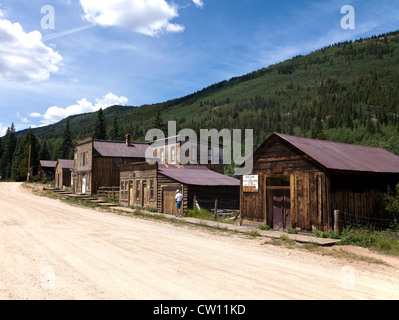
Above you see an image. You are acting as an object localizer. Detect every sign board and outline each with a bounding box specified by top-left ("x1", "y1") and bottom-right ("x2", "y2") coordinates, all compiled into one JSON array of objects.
[{"x1": 243, "y1": 175, "x2": 259, "y2": 193}]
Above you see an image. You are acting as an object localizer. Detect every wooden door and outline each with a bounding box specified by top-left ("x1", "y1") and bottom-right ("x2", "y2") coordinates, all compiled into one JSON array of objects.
[
  {"x1": 272, "y1": 190, "x2": 291, "y2": 230},
  {"x1": 142, "y1": 180, "x2": 147, "y2": 207},
  {"x1": 162, "y1": 185, "x2": 183, "y2": 215},
  {"x1": 82, "y1": 177, "x2": 86, "y2": 194},
  {"x1": 266, "y1": 176, "x2": 292, "y2": 231},
  {"x1": 272, "y1": 190, "x2": 284, "y2": 230}
]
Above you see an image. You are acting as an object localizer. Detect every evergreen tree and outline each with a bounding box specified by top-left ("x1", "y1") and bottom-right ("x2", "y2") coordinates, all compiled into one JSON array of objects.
[
  {"x1": 11, "y1": 137, "x2": 25, "y2": 181},
  {"x1": 110, "y1": 116, "x2": 121, "y2": 141},
  {"x1": 151, "y1": 106, "x2": 164, "y2": 131},
  {"x1": 0, "y1": 123, "x2": 17, "y2": 180},
  {"x1": 11, "y1": 128, "x2": 39, "y2": 181},
  {"x1": 59, "y1": 119, "x2": 73, "y2": 159},
  {"x1": 93, "y1": 108, "x2": 107, "y2": 140},
  {"x1": 39, "y1": 140, "x2": 51, "y2": 160}
]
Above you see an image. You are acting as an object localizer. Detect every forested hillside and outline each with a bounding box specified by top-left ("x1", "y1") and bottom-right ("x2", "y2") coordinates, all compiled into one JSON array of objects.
[{"x1": 2, "y1": 30, "x2": 399, "y2": 180}]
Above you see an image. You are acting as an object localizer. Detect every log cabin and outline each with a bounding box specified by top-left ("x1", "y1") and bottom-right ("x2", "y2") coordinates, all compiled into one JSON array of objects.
[
  {"x1": 120, "y1": 162, "x2": 240, "y2": 215},
  {"x1": 73, "y1": 135, "x2": 150, "y2": 195},
  {"x1": 55, "y1": 159, "x2": 74, "y2": 189},
  {"x1": 240, "y1": 133, "x2": 399, "y2": 231}
]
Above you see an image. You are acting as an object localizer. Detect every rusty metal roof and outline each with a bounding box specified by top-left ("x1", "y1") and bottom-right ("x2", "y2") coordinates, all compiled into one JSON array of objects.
[
  {"x1": 40, "y1": 160, "x2": 57, "y2": 168},
  {"x1": 158, "y1": 165, "x2": 240, "y2": 186},
  {"x1": 274, "y1": 133, "x2": 399, "y2": 173},
  {"x1": 57, "y1": 159, "x2": 74, "y2": 169},
  {"x1": 93, "y1": 140, "x2": 150, "y2": 158}
]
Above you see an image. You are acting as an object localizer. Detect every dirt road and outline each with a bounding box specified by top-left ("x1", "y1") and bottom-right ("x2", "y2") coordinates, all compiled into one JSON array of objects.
[{"x1": 0, "y1": 182, "x2": 398, "y2": 300}]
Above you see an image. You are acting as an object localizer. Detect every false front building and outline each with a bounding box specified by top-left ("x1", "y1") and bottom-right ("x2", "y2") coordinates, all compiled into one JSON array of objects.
[{"x1": 73, "y1": 135, "x2": 150, "y2": 195}]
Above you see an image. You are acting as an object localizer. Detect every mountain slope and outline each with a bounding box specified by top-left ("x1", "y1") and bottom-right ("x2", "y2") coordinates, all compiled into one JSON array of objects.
[{"x1": 20, "y1": 30, "x2": 399, "y2": 157}]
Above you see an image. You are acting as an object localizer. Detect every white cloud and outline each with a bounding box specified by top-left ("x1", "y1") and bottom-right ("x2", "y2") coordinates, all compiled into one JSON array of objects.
[
  {"x1": 29, "y1": 112, "x2": 42, "y2": 118},
  {"x1": 40, "y1": 92, "x2": 128, "y2": 125},
  {"x1": 192, "y1": 0, "x2": 204, "y2": 8},
  {"x1": 0, "y1": 16, "x2": 63, "y2": 83},
  {"x1": 79, "y1": 0, "x2": 186, "y2": 37},
  {"x1": 0, "y1": 123, "x2": 7, "y2": 137}
]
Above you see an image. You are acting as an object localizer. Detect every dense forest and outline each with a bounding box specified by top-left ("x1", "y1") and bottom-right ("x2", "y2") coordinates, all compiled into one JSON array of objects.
[{"x1": 2, "y1": 30, "x2": 399, "y2": 181}]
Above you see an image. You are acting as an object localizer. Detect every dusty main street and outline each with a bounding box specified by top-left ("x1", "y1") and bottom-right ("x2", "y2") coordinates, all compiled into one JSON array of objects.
[{"x1": 0, "y1": 182, "x2": 398, "y2": 300}]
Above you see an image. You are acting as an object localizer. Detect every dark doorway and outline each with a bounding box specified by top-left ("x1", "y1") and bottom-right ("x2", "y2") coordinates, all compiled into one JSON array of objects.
[{"x1": 266, "y1": 176, "x2": 292, "y2": 231}]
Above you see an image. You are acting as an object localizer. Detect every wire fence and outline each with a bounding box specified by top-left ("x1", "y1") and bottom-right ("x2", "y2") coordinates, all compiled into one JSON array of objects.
[
  {"x1": 334, "y1": 210, "x2": 399, "y2": 233},
  {"x1": 195, "y1": 197, "x2": 240, "y2": 216}
]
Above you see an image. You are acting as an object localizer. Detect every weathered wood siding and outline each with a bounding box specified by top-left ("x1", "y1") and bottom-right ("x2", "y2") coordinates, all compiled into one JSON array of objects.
[
  {"x1": 157, "y1": 173, "x2": 185, "y2": 214},
  {"x1": 74, "y1": 138, "x2": 93, "y2": 194},
  {"x1": 119, "y1": 163, "x2": 157, "y2": 210},
  {"x1": 329, "y1": 173, "x2": 397, "y2": 224},
  {"x1": 241, "y1": 139, "x2": 331, "y2": 231}
]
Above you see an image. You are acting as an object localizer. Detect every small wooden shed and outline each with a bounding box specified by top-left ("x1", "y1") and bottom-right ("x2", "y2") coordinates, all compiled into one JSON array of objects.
[
  {"x1": 120, "y1": 163, "x2": 240, "y2": 215},
  {"x1": 240, "y1": 133, "x2": 399, "y2": 231},
  {"x1": 38, "y1": 160, "x2": 57, "y2": 181},
  {"x1": 55, "y1": 159, "x2": 74, "y2": 189}
]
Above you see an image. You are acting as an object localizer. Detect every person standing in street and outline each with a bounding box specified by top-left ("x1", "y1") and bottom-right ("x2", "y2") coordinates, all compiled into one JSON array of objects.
[{"x1": 175, "y1": 189, "x2": 183, "y2": 218}]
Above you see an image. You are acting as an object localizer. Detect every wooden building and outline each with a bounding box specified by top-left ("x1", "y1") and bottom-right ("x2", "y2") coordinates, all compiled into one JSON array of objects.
[
  {"x1": 120, "y1": 163, "x2": 240, "y2": 215},
  {"x1": 73, "y1": 135, "x2": 150, "y2": 195},
  {"x1": 240, "y1": 133, "x2": 399, "y2": 231},
  {"x1": 55, "y1": 159, "x2": 74, "y2": 189},
  {"x1": 38, "y1": 160, "x2": 57, "y2": 181},
  {"x1": 150, "y1": 135, "x2": 225, "y2": 174}
]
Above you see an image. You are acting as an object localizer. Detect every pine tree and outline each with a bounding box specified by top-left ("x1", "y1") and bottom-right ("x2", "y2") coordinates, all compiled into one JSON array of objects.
[
  {"x1": 11, "y1": 137, "x2": 25, "y2": 181},
  {"x1": 151, "y1": 106, "x2": 164, "y2": 131},
  {"x1": 39, "y1": 140, "x2": 51, "y2": 160},
  {"x1": 110, "y1": 116, "x2": 121, "y2": 141},
  {"x1": 11, "y1": 128, "x2": 39, "y2": 181},
  {"x1": 59, "y1": 119, "x2": 73, "y2": 159},
  {"x1": 93, "y1": 108, "x2": 107, "y2": 140},
  {"x1": 0, "y1": 123, "x2": 17, "y2": 180}
]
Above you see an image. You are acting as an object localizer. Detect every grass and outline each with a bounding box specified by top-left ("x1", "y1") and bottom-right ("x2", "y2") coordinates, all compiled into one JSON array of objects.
[
  {"x1": 185, "y1": 208, "x2": 234, "y2": 224},
  {"x1": 313, "y1": 227, "x2": 399, "y2": 257},
  {"x1": 339, "y1": 228, "x2": 399, "y2": 256}
]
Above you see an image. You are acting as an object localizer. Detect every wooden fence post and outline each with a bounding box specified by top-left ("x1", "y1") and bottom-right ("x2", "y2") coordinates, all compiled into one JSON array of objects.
[
  {"x1": 193, "y1": 195, "x2": 196, "y2": 211},
  {"x1": 334, "y1": 210, "x2": 341, "y2": 234},
  {"x1": 214, "y1": 199, "x2": 218, "y2": 221}
]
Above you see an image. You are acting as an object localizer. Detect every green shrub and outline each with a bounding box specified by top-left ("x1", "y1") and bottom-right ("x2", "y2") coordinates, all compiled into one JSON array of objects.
[
  {"x1": 385, "y1": 183, "x2": 399, "y2": 229},
  {"x1": 186, "y1": 208, "x2": 213, "y2": 219},
  {"x1": 339, "y1": 228, "x2": 399, "y2": 256},
  {"x1": 314, "y1": 230, "x2": 340, "y2": 239},
  {"x1": 258, "y1": 224, "x2": 271, "y2": 231},
  {"x1": 40, "y1": 177, "x2": 48, "y2": 184}
]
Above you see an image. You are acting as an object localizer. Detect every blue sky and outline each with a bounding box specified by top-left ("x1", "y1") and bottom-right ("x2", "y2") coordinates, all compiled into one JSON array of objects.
[{"x1": 0, "y1": 0, "x2": 399, "y2": 135}]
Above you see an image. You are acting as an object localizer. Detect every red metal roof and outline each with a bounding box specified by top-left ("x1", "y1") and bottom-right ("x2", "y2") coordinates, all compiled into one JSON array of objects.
[
  {"x1": 274, "y1": 133, "x2": 399, "y2": 173},
  {"x1": 57, "y1": 159, "x2": 74, "y2": 169},
  {"x1": 93, "y1": 140, "x2": 150, "y2": 158},
  {"x1": 158, "y1": 165, "x2": 240, "y2": 186}
]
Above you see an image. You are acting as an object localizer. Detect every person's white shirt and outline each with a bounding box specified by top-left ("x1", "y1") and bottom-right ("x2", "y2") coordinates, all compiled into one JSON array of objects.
[{"x1": 175, "y1": 192, "x2": 183, "y2": 202}]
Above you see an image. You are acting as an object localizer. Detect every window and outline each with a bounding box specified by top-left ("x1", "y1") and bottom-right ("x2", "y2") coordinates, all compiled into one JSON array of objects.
[
  {"x1": 120, "y1": 180, "x2": 129, "y2": 201},
  {"x1": 160, "y1": 149, "x2": 165, "y2": 163},
  {"x1": 170, "y1": 147, "x2": 176, "y2": 163},
  {"x1": 150, "y1": 180, "x2": 155, "y2": 201},
  {"x1": 208, "y1": 149, "x2": 212, "y2": 162},
  {"x1": 136, "y1": 180, "x2": 140, "y2": 200}
]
